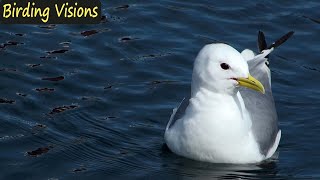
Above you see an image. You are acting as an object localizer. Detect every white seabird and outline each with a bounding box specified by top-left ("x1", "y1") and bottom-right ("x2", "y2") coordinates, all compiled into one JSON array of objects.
[{"x1": 164, "y1": 31, "x2": 293, "y2": 164}]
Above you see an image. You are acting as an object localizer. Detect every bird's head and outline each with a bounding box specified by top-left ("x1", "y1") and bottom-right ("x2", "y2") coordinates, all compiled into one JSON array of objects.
[{"x1": 191, "y1": 43, "x2": 265, "y2": 95}]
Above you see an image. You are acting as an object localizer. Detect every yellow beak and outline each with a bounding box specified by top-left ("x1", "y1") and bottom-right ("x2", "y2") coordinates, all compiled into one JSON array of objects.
[{"x1": 237, "y1": 74, "x2": 265, "y2": 94}]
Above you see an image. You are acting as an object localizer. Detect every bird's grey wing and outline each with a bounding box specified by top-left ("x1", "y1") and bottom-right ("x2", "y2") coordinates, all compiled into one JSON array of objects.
[
  {"x1": 240, "y1": 53, "x2": 279, "y2": 155},
  {"x1": 166, "y1": 95, "x2": 190, "y2": 130},
  {"x1": 240, "y1": 50, "x2": 279, "y2": 156},
  {"x1": 241, "y1": 31, "x2": 294, "y2": 155}
]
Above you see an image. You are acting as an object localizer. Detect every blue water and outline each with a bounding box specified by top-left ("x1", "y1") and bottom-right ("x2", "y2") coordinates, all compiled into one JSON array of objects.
[{"x1": 0, "y1": 0, "x2": 319, "y2": 179}]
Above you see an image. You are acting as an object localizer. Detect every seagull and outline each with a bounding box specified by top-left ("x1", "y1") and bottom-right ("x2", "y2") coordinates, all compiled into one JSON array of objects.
[{"x1": 164, "y1": 31, "x2": 294, "y2": 164}]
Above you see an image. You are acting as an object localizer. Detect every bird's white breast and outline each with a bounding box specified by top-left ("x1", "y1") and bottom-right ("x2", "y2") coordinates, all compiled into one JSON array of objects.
[{"x1": 165, "y1": 89, "x2": 264, "y2": 163}]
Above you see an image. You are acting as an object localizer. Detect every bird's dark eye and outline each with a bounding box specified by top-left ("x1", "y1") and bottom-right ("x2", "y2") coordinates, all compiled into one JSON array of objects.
[{"x1": 220, "y1": 63, "x2": 230, "y2": 70}]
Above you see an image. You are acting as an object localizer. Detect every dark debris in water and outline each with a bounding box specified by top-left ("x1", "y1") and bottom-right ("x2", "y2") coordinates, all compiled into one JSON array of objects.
[
  {"x1": 34, "y1": 124, "x2": 47, "y2": 129},
  {"x1": 47, "y1": 49, "x2": 68, "y2": 54},
  {"x1": 42, "y1": 76, "x2": 64, "y2": 82},
  {"x1": 5, "y1": 41, "x2": 20, "y2": 46},
  {"x1": 119, "y1": 37, "x2": 132, "y2": 42},
  {"x1": 16, "y1": 92, "x2": 27, "y2": 97},
  {"x1": 79, "y1": 29, "x2": 110, "y2": 37},
  {"x1": 104, "y1": 85, "x2": 113, "y2": 89},
  {"x1": 72, "y1": 167, "x2": 87, "y2": 173},
  {"x1": 106, "y1": 116, "x2": 117, "y2": 120},
  {"x1": 0, "y1": 41, "x2": 24, "y2": 49},
  {"x1": 0, "y1": 98, "x2": 15, "y2": 104},
  {"x1": 81, "y1": 30, "x2": 99, "y2": 37},
  {"x1": 49, "y1": 105, "x2": 78, "y2": 115},
  {"x1": 35, "y1": 88, "x2": 55, "y2": 92},
  {"x1": 40, "y1": 56, "x2": 57, "y2": 59},
  {"x1": 27, "y1": 64, "x2": 41, "y2": 68},
  {"x1": 27, "y1": 145, "x2": 53, "y2": 156},
  {"x1": 119, "y1": 36, "x2": 138, "y2": 42},
  {"x1": 115, "y1": 4, "x2": 129, "y2": 10},
  {"x1": 15, "y1": 33, "x2": 24, "y2": 36}
]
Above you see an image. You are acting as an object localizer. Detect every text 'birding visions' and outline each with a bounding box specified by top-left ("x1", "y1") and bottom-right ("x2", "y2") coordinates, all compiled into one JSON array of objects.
[{"x1": 0, "y1": 0, "x2": 101, "y2": 24}]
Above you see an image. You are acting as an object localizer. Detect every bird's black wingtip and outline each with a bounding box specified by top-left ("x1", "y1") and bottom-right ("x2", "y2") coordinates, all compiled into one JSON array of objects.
[
  {"x1": 258, "y1": 30, "x2": 267, "y2": 53},
  {"x1": 268, "y1": 31, "x2": 294, "y2": 49},
  {"x1": 257, "y1": 31, "x2": 294, "y2": 67},
  {"x1": 257, "y1": 31, "x2": 294, "y2": 51}
]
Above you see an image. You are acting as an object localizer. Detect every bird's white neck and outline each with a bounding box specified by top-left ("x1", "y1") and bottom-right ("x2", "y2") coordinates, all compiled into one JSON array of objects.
[{"x1": 186, "y1": 87, "x2": 252, "y2": 134}]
